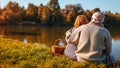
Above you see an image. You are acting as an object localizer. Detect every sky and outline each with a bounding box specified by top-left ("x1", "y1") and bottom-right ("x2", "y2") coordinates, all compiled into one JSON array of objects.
[{"x1": 0, "y1": 0, "x2": 119, "y2": 13}]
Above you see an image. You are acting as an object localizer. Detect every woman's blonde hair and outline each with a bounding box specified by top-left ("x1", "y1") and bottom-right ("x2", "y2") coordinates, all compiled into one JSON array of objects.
[{"x1": 74, "y1": 15, "x2": 88, "y2": 28}]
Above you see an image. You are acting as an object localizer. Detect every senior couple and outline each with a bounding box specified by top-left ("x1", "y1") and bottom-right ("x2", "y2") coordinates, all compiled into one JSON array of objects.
[{"x1": 64, "y1": 12, "x2": 115, "y2": 64}]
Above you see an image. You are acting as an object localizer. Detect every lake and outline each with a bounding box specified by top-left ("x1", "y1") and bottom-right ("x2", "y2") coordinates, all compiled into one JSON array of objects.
[{"x1": 0, "y1": 25, "x2": 120, "y2": 60}]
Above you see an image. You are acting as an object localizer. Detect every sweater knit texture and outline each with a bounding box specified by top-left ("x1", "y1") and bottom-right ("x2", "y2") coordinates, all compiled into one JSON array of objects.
[{"x1": 67, "y1": 23, "x2": 112, "y2": 62}]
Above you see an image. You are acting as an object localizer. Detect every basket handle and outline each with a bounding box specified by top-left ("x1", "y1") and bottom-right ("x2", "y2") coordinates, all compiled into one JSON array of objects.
[{"x1": 53, "y1": 39, "x2": 63, "y2": 46}]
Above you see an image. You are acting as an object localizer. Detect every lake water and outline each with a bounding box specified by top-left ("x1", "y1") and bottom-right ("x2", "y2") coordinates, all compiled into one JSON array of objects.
[{"x1": 0, "y1": 25, "x2": 120, "y2": 60}]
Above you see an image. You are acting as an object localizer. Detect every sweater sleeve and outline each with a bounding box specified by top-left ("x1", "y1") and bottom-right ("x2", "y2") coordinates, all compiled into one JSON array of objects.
[
  {"x1": 65, "y1": 29, "x2": 72, "y2": 43},
  {"x1": 105, "y1": 30, "x2": 112, "y2": 55},
  {"x1": 67, "y1": 27, "x2": 81, "y2": 45}
]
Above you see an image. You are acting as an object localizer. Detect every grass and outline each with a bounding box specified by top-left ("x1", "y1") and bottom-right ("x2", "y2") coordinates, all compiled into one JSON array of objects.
[{"x1": 0, "y1": 35, "x2": 118, "y2": 68}]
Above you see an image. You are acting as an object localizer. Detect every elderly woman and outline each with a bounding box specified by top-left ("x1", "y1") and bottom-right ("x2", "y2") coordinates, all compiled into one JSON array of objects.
[
  {"x1": 64, "y1": 15, "x2": 88, "y2": 60},
  {"x1": 67, "y1": 12, "x2": 115, "y2": 64}
]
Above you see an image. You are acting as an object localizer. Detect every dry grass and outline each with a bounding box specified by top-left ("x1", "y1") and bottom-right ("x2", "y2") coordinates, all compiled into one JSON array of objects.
[{"x1": 0, "y1": 35, "x2": 120, "y2": 68}]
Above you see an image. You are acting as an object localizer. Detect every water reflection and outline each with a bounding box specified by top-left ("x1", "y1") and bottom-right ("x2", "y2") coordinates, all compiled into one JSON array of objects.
[
  {"x1": 0, "y1": 26, "x2": 69, "y2": 46},
  {"x1": 108, "y1": 28, "x2": 120, "y2": 60},
  {"x1": 0, "y1": 26, "x2": 120, "y2": 60},
  {"x1": 112, "y1": 39, "x2": 120, "y2": 60}
]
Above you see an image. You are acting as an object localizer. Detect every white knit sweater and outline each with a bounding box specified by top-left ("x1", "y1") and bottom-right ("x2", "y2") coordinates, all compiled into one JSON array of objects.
[{"x1": 67, "y1": 23, "x2": 112, "y2": 62}]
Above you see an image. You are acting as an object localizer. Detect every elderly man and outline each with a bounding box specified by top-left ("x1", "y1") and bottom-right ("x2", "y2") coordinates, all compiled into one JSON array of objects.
[{"x1": 67, "y1": 12, "x2": 113, "y2": 64}]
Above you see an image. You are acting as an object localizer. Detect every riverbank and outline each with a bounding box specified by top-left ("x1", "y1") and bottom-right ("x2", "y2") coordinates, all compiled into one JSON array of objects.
[
  {"x1": 1, "y1": 20, "x2": 120, "y2": 28},
  {"x1": 0, "y1": 36, "x2": 119, "y2": 68}
]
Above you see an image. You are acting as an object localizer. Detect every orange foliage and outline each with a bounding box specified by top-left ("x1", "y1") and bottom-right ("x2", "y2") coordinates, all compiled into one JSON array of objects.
[{"x1": 0, "y1": 15, "x2": 6, "y2": 20}]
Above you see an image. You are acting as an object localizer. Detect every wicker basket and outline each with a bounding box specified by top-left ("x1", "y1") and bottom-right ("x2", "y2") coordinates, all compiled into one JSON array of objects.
[{"x1": 51, "y1": 39, "x2": 66, "y2": 55}]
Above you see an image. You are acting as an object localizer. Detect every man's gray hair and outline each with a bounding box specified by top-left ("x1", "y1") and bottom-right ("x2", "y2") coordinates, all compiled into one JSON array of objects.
[{"x1": 91, "y1": 12, "x2": 105, "y2": 23}]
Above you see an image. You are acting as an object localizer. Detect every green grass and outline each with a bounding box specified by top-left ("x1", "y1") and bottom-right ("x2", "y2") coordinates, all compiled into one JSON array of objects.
[{"x1": 0, "y1": 35, "x2": 106, "y2": 68}]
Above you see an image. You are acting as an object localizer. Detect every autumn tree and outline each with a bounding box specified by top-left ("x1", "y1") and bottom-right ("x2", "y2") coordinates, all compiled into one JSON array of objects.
[
  {"x1": 0, "y1": 8, "x2": 3, "y2": 22},
  {"x1": 38, "y1": 3, "x2": 44, "y2": 24},
  {"x1": 25, "y1": 3, "x2": 38, "y2": 23},
  {"x1": 85, "y1": 10, "x2": 92, "y2": 21},
  {"x1": 73, "y1": 4, "x2": 84, "y2": 15},
  {"x1": 65, "y1": 5, "x2": 74, "y2": 23},
  {"x1": 1, "y1": 1, "x2": 25, "y2": 24},
  {"x1": 41, "y1": 6, "x2": 51, "y2": 25},
  {"x1": 91, "y1": 8, "x2": 101, "y2": 14},
  {"x1": 103, "y1": 11, "x2": 117, "y2": 27},
  {"x1": 62, "y1": 4, "x2": 84, "y2": 25},
  {"x1": 0, "y1": 8, "x2": 1, "y2": 14},
  {"x1": 47, "y1": 0, "x2": 60, "y2": 11},
  {"x1": 0, "y1": 0, "x2": 119, "y2": 27},
  {"x1": 0, "y1": 10, "x2": 7, "y2": 23},
  {"x1": 115, "y1": 13, "x2": 120, "y2": 24},
  {"x1": 47, "y1": 0, "x2": 62, "y2": 26}
]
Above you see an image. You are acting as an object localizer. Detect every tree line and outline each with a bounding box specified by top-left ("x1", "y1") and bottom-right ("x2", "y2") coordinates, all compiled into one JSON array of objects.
[{"x1": 0, "y1": 0, "x2": 120, "y2": 27}]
